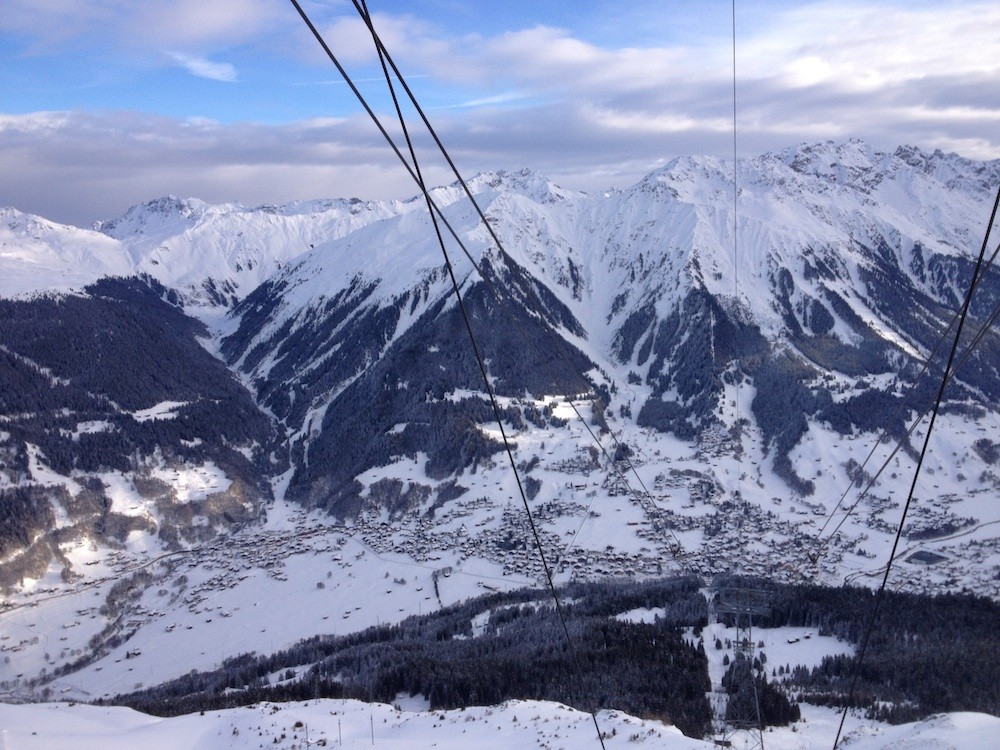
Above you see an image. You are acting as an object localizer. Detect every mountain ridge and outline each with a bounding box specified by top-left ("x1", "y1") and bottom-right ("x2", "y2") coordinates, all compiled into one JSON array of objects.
[
  {"x1": 1, "y1": 139, "x2": 998, "y2": 601},
  {"x1": 1, "y1": 140, "x2": 999, "y2": 726}
]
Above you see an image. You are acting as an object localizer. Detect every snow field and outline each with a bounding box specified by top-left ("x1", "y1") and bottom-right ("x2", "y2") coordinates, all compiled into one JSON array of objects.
[{"x1": 0, "y1": 699, "x2": 996, "y2": 749}]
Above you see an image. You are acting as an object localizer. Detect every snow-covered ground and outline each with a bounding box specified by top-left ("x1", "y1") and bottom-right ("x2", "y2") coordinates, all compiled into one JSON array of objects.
[
  {"x1": 0, "y1": 699, "x2": 995, "y2": 750},
  {"x1": 2, "y1": 143, "x2": 999, "y2": 746},
  {"x1": 0, "y1": 503, "x2": 534, "y2": 700},
  {"x1": 2, "y1": 389, "x2": 996, "y2": 701}
]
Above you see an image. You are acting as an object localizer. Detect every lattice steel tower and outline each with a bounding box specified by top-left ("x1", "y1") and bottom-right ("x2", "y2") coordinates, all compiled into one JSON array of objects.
[{"x1": 713, "y1": 586, "x2": 770, "y2": 750}]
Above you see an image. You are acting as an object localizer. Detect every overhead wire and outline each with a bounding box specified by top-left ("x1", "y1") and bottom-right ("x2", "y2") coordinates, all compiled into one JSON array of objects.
[
  {"x1": 716, "y1": 8, "x2": 1000, "y2": 747},
  {"x1": 341, "y1": 0, "x2": 689, "y2": 554},
  {"x1": 726, "y1": 5, "x2": 766, "y2": 748},
  {"x1": 289, "y1": 0, "x2": 694, "y2": 577},
  {"x1": 356, "y1": 2, "x2": 609, "y2": 744},
  {"x1": 351, "y1": 0, "x2": 694, "y2": 593},
  {"x1": 301, "y1": 1, "x2": 611, "y2": 743},
  {"x1": 279, "y1": 3, "x2": 998, "y2": 746},
  {"x1": 814, "y1": 189, "x2": 1000, "y2": 554},
  {"x1": 298, "y1": 0, "x2": 997, "y2": 655},
  {"x1": 815, "y1": 246, "x2": 1000, "y2": 546},
  {"x1": 295, "y1": 0, "x2": 998, "y2": 589},
  {"x1": 817, "y1": 243, "x2": 1000, "y2": 562},
  {"x1": 345, "y1": 0, "x2": 521, "y2": 275},
  {"x1": 731, "y1": 0, "x2": 745, "y2": 510},
  {"x1": 830, "y1": 185, "x2": 999, "y2": 750}
]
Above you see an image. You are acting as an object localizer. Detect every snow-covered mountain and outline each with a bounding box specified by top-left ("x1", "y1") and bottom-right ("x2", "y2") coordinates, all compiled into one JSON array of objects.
[
  {"x1": 1, "y1": 195, "x2": 406, "y2": 305},
  {"x1": 0, "y1": 276, "x2": 280, "y2": 593},
  {"x1": 98, "y1": 195, "x2": 407, "y2": 307},
  {"x1": 217, "y1": 142, "x2": 1000, "y2": 552},
  {"x1": 1, "y1": 141, "x2": 999, "y2": 734},
  {"x1": 3, "y1": 140, "x2": 999, "y2": 582},
  {"x1": 0, "y1": 207, "x2": 132, "y2": 297}
]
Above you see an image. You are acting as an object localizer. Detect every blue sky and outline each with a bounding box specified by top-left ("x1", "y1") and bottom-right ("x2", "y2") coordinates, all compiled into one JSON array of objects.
[{"x1": 1, "y1": 0, "x2": 998, "y2": 226}]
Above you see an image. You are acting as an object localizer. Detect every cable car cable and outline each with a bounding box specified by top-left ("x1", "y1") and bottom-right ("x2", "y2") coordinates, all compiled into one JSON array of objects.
[
  {"x1": 831, "y1": 184, "x2": 998, "y2": 750},
  {"x1": 815, "y1": 189, "x2": 1000, "y2": 553},
  {"x1": 352, "y1": 4, "x2": 608, "y2": 745},
  {"x1": 340, "y1": 0, "x2": 694, "y2": 574}
]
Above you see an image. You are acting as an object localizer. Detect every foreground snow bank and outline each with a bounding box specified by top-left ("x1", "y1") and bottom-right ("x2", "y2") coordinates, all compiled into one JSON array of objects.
[
  {"x1": 0, "y1": 699, "x2": 703, "y2": 749},
  {"x1": 0, "y1": 699, "x2": 996, "y2": 750}
]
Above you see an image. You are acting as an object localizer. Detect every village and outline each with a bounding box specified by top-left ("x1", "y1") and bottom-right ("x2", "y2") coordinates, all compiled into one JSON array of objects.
[{"x1": 3, "y1": 415, "x2": 993, "y2": 704}]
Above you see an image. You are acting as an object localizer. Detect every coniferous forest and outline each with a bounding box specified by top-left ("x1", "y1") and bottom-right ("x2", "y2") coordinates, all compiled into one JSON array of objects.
[
  {"x1": 109, "y1": 576, "x2": 1000, "y2": 739},
  {"x1": 112, "y1": 578, "x2": 713, "y2": 736}
]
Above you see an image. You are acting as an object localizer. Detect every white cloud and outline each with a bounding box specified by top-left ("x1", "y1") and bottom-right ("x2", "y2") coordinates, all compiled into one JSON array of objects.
[
  {"x1": 130, "y1": 0, "x2": 284, "y2": 49},
  {"x1": 453, "y1": 92, "x2": 530, "y2": 109},
  {"x1": 0, "y1": 111, "x2": 439, "y2": 227},
  {"x1": 1, "y1": 0, "x2": 287, "y2": 54},
  {"x1": 2, "y1": 2, "x2": 999, "y2": 226},
  {"x1": 0, "y1": 111, "x2": 72, "y2": 132},
  {"x1": 736, "y1": 1, "x2": 1000, "y2": 91},
  {"x1": 295, "y1": 2, "x2": 1000, "y2": 159},
  {"x1": 169, "y1": 53, "x2": 237, "y2": 82}
]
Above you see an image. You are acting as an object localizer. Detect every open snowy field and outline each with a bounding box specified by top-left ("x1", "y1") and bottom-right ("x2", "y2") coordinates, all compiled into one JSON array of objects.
[{"x1": 0, "y1": 699, "x2": 996, "y2": 750}]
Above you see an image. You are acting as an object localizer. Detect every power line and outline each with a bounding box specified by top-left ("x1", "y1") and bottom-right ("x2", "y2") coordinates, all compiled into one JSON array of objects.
[
  {"x1": 816, "y1": 273, "x2": 1000, "y2": 552},
  {"x1": 295, "y1": 2, "x2": 610, "y2": 744},
  {"x1": 345, "y1": 0, "x2": 517, "y2": 275},
  {"x1": 731, "y1": 0, "x2": 742, "y2": 476},
  {"x1": 239, "y1": 5, "x2": 1000, "y2": 747},
  {"x1": 354, "y1": 3, "x2": 610, "y2": 744},
  {"x1": 815, "y1": 239, "x2": 1000, "y2": 597},
  {"x1": 814, "y1": 189, "x2": 1000, "y2": 555},
  {"x1": 731, "y1": 0, "x2": 746, "y2": 510},
  {"x1": 830, "y1": 184, "x2": 999, "y2": 750},
  {"x1": 289, "y1": 0, "x2": 693, "y2": 578},
  {"x1": 344, "y1": 0, "x2": 677, "y2": 513},
  {"x1": 712, "y1": 7, "x2": 767, "y2": 750}
]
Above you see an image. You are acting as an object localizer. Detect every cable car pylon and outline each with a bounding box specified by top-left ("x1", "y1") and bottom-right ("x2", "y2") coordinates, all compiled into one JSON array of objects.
[{"x1": 710, "y1": 583, "x2": 770, "y2": 749}]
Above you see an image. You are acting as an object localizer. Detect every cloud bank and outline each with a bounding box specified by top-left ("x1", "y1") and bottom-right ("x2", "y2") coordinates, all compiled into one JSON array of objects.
[
  {"x1": 169, "y1": 53, "x2": 238, "y2": 82},
  {"x1": 1, "y1": 1, "x2": 998, "y2": 226}
]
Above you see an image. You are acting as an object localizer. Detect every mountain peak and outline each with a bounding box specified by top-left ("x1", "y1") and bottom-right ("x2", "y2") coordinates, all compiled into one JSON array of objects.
[
  {"x1": 464, "y1": 168, "x2": 579, "y2": 204},
  {"x1": 97, "y1": 195, "x2": 210, "y2": 238},
  {"x1": 771, "y1": 139, "x2": 889, "y2": 179},
  {"x1": 892, "y1": 143, "x2": 1000, "y2": 194},
  {"x1": 0, "y1": 206, "x2": 131, "y2": 298}
]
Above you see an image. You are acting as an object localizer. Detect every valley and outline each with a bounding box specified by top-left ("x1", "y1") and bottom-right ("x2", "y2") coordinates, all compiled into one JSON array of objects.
[
  {"x1": 3, "y1": 390, "x2": 996, "y2": 700},
  {"x1": 1, "y1": 140, "x2": 999, "y2": 744}
]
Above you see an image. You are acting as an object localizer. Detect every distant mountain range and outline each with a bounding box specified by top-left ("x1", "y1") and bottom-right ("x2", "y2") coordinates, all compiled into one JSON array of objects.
[{"x1": 2, "y1": 139, "x2": 999, "y2": 601}]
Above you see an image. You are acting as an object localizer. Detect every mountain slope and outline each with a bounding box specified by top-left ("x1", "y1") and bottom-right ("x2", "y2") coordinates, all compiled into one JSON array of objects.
[
  {"x1": 215, "y1": 142, "x2": 1000, "y2": 508},
  {"x1": 0, "y1": 277, "x2": 279, "y2": 589},
  {"x1": 0, "y1": 140, "x2": 998, "y2": 613},
  {"x1": 98, "y1": 196, "x2": 408, "y2": 308},
  {"x1": 0, "y1": 207, "x2": 132, "y2": 298},
  {"x1": 1, "y1": 140, "x2": 999, "y2": 720}
]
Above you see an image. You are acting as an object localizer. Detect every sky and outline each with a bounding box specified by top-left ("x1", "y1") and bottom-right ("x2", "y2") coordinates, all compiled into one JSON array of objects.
[{"x1": 1, "y1": 0, "x2": 998, "y2": 227}]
